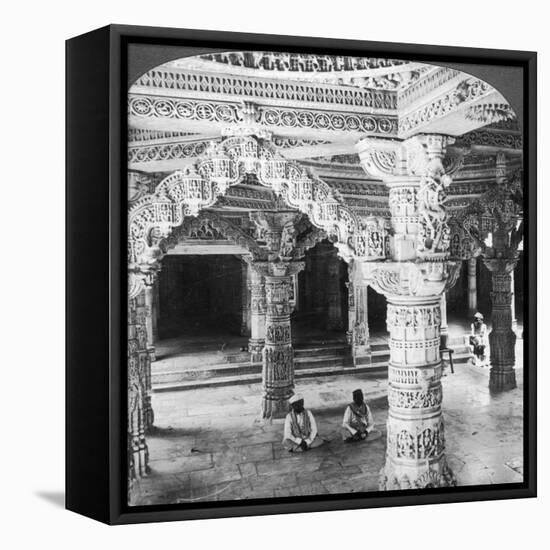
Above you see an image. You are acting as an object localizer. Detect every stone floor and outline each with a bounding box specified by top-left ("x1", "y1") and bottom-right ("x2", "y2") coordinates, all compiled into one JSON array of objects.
[{"x1": 131, "y1": 339, "x2": 524, "y2": 505}]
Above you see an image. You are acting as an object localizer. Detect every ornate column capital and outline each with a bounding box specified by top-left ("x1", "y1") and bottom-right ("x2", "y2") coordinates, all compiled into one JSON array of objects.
[
  {"x1": 250, "y1": 211, "x2": 303, "y2": 261},
  {"x1": 482, "y1": 256, "x2": 518, "y2": 275},
  {"x1": 250, "y1": 259, "x2": 305, "y2": 278},
  {"x1": 359, "y1": 261, "x2": 460, "y2": 300},
  {"x1": 356, "y1": 134, "x2": 456, "y2": 179}
]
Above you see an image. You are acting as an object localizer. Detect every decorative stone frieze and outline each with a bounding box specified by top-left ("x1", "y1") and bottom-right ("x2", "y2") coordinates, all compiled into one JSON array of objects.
[{"x1": 129, "y1": 94, "x2": 399, "y2": 137}]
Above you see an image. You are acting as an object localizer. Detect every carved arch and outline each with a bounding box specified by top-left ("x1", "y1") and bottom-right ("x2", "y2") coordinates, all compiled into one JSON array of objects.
[
  {"x1": 128, "y1": 135, "x2": 388, "y2": 294},
  {"x1": 158, "y1": 211, "x2": 265, "y2": 260}
]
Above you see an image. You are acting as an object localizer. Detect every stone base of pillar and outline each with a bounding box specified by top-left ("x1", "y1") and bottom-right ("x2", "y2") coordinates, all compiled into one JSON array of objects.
[
  {"x1": 129, "y1": 434, "x2": 149, "y2": 480},
  {"x1": 261, "y1": 392, "x2": 291, "y2": 420},
  {"x1": 147, "y1": 345, "x2": 156, "y2": 363},
  {"x1": 379, "y1": 456, "x2": 456, "y2": 491},
  {"x1": 249, "y1": 339, "x2": 264, "y2": 363},
  {"x1": 489, "y1": 368, "x2": 517, "y2": 392}
]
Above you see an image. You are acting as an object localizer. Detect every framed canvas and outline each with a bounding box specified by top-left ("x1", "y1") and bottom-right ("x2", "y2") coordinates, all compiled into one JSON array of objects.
[{"x1": 66, "y1": 24, "x2": 537, "y2": 525}]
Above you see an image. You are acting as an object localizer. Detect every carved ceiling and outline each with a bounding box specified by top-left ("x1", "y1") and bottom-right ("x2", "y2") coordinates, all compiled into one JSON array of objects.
[
  {"x1": 167, "y1": 53, "x2": 432, "y2": 90},
  {"x1": 128, "y1": 51, "x2": 523, "y2": 221}
]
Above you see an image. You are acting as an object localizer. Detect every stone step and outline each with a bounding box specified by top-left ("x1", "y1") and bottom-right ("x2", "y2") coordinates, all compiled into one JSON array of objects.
[
  {"x1": 153, "y1": 362, "x2": 388, "y2": 393},
  {"x1": 294, "y1": 343, "x2": 351, "y2": 358},
  {"x1": 153, "y1": 352, "x2": 355, "y2": 385},
  {"x1": 152, "y1": 349, "x2": 473, "y2": 392}
]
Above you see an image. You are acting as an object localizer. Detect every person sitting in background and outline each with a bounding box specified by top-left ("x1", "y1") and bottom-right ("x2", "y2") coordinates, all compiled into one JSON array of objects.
[
  {"x1": 341, "y1": 389, "x2": 375, "y2": 442},
  {"x1": 282, "y1": 394, "x2": 323, "y2": 452},
  {"x1": 469, "y1": 312, "x2": 489, "y2": 367}
]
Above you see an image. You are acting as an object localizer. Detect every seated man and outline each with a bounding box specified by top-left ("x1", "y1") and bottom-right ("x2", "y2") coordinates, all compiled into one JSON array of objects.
[
  {"x1": 341, "y1": 389, "x2": 375, "y2": 442},
  {"x1": 282, "y1": 394, "x2": 324, "y2": 452},
  {"x1": 469, "y1": 312, "x2": 489, "y2": 367}
]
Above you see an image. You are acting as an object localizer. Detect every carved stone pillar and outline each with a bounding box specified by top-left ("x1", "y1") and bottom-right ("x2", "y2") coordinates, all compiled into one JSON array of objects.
[
  {"x1": 254, "y1": 261, "x2": 305, "y2": 419},
  {"x1": 345, "y1": 266, "x2": 355, "y2": 346},
  {"x1": 128, "y1": 291, "x2": 150, "y2": 485},
  {"x1": 240, "y1": 260, "x2": 252, "y2": 337},
  {"x1": 440, "y1": 292, "x2": 448, "y2": 348},
  {"x1": 357, "y1": 133, "x2": 460, "y2": 489},
  {"x1": 510, "y1": 270, "x2": 517, "y2": 333},
  {"x1": 327, "y1": 253, "x2": 344, "y2": 330},
  {"x1": 483, "y1": 258, "x2": 518, "y2": 391},
  {"x1": 353, "y1": 283, "x2": 371, "y2": 365},
  {"x1": 467, "y1": 257, "x2": 478, "y2": 316},
  {"x1": 143, "y1": 283, "x2": 156, "y2": 362},
  {"x1": 151, "y1": 279, "x2": 159, "y2": 341},
  {"x1": 381, "y1": 288, "x2": 455, "y2": 490},
  {"x1": 248, "y1": 267, "x2": 266, "y2": 362}
]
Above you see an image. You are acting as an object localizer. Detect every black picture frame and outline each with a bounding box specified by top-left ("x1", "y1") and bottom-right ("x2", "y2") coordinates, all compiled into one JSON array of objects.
[{"x1": 66, "y1": 24, "x2": 537, "y2": 525}]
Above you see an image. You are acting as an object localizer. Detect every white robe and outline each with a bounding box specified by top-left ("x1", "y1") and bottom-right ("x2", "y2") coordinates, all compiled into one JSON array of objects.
[
  {"x1": 283, "y1": 409, "x2": 318, "y2": 446},
  {"x1": 342, "y1": 403, "x2": 375, "y2": 435}
]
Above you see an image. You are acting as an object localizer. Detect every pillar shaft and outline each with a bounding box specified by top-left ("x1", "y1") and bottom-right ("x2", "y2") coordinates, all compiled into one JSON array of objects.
[
  {"x1": 240, "y1": 260, "x2": 252, "y2": 337},
  {"x1": 262, "y1": 273, "x2": 295, "y2": 418},
  {"x1": 345, "y1": 277, "x2": 355, "y2": 346},
  {"x1": 510, "y1": 270, "x2": 517, "y2": 332},
  {"x1": 484, "y1": 258, "x2": 518, "y2": 391},
  {"x1": 440, "y1": 292, "x2": 448, "y2": 348},
  {"x1": 248, "y1": 269, "x2": 266, "y2": 362},
  {"x1": 327, "y1": 255, "x2": 344, "y2": 330},
  {"x1": 381, "y1": 295, "x2": 455, "y2": 489},
  {"x1": 467, "y1": 257, "x2": 477, "y2": 315},
  {"x1": 353, "y1": 284, "x2": 371, "y2": 365},
  {"x1": 144, "y1": 284, "x2": 156, "y2": 361},
  {"x1": 151, "y1": 279, "x2": 159, "y2": 341},
  {"x1": 128, "y1": 292, "x2": 150, "y2": 485}
]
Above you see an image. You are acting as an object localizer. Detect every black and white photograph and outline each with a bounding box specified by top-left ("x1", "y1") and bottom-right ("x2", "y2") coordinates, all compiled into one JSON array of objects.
[
  {"x1": 4, "y1": 0, "x2": 548, "y2": 545},
  {"x1": 126, "y1": 45, "x2": 530, "y2": 506}
]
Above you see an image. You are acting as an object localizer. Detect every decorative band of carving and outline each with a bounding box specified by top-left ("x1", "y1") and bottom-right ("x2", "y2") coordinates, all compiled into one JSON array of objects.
[
  {"x1": 387, "y1": 304, "x2": 441, "y2": 329},
  {"x1": 388, "y1": 385, "x2": 443, "y2": 410},
  {"x1": 132, "y1": 68, "x2": 398, "y2": 110},
  {"x1": 128, "y1": 140, "x2": 208, "y2": 164},
  {"x1": 389, "y1": 338, "x2": 440, "y2": 350},
  {"x1": 399, "y1": 78, "x2": 493, "y2": 136},
  {"x1": 128, "y1": 94, "x2": 399, "y2": 137},
  {"x1": 389, "y1": 365, "x2": 443, "y2": 385}
]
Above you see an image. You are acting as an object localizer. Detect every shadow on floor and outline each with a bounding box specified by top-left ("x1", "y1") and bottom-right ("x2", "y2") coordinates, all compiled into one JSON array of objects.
[{"x1": 35, "y1": 491, "x2": 65, "y2": 509}]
